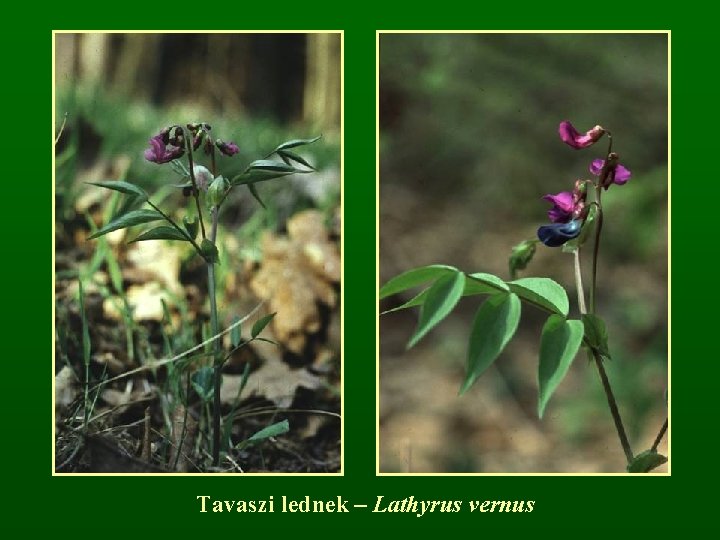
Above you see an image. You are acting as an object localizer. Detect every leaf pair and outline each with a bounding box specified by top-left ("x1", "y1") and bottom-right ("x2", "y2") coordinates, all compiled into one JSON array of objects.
[{"x1": 381, "y1": 265, "x2": 587, "y2": 417}]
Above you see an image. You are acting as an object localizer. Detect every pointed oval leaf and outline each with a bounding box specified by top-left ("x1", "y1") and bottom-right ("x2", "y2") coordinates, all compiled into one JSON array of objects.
[
  {"x1": 465, "y1": 272, "x2": 509, "y2": 295},
  {"x1": 460, "y1": 292, "x2": 521, "y2": 395},
  {"x1": 191, "y1": 366, "x2": 215, "y2": 402},
  {"x1": 247, "y1": 183, "x2": 267, "y2": 208},
  {"x1": 130, "y1": 226, "x2": 190, "y2": 243},
  {"x1": 87, "y1": 181, "x2": 148, "y2": 201},
  {"x1": 407, "y1": 271, "x2": 465, "y2": 349},
  {"x1": 381, "y1": 287, "x2": 429, "y2": 315},
  {"x1": 88, "y1": 209, "x2": 164, "y2": 240},
  {"x1": 230, "y1": 316, "x2": 242, "y2": 348},
  {"x1": 538, "y1": 315, "x2": 584, "y2": 418},
  {"x1": 231, "y1": 160, "x2": 310, "y2": 186},
  {"x1": 183, "y1": 216, "x2": 198, "y2": 240},
  {"x1": 277, "y1": 149, "x2": 316, "y2": 170},
  {"x1": 273, "y1": 135, "x2": 322, "y2": 152},
  {"x1": 581, "y1": 313, "x2": 611, "y2": 359},
  {"x1": 251, "y1": 313, "x2": 276, "y2": 339},
  {"x1": 627, "y1": 450, "x2": 668, "y2": 473},
  {"x1": 509, "y1": 277, "x2": 569, "y2": 316},
  {"x1": 200, "y1": 238, "x2": 219, "y2": 263},
  {"x1": 246, "y1": 419, "x2": 290, "y2": 444},
  {"x1": 379, "y1": 265, "x2": 457, "y2": 299}
]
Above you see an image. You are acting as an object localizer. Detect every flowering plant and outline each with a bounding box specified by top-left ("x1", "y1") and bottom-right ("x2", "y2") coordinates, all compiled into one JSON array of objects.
[
  {"x1": 380, "y1": 121, "x2": 667, "y2": 473},
  {"x1": 88, "y1": 122, "x2": 319, "y2": 467}
]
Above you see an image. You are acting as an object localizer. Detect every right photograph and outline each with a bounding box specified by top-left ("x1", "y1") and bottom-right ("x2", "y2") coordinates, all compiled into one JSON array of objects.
[{"x1": 378, "y1": 31, "x2": 669, "y2": 474}]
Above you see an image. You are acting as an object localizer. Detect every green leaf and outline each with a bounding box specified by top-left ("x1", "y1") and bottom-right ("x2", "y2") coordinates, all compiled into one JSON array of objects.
[
  {"x1": 407, "y1": 271, "x2": 465, "y2": 349},
  {"x1": 87, "y1": 181, "x2": 148, "y2": 201},
  {"x1": 231, "y1": 160, "x2": 310, "y2": 186},
  {"x1": 247, "y1": 183, "x2": 266, "y2": 208},
  {"x1": 509, "y1": 239, "x2": 537, "y2": 279},
  {"x1": 381, "y1": 273, "x2": 507, "y2": 316},
  {"x1": 183, "y1": 216, "x2": 198, "y2": 240},
  {"x1": 379, "y1": 265, "x2": 457, "y2": 299},
  {"x1": 251, "y1": 313, "x2": 276, "y2": 339},
  {"x1": 272, "y1": 135, "x2": 322, "y2": 153},
  {"x1": 538, "y1": 315, "x2": 584, "y2": 418},
  {"x1": 88, "y1": 209, "x2": 164, "y2": 240},
  {"x1": 582, "y1": 314, "x2": 611, "y2": 359},
  {"x1": 277, "y1": 149, "x2": 316, "y2": 170},
  {"x1": 191, "y1": 366, "x2": 215, "y2": 402},
  {"x1": 460, "y1": 293, "x2": 521, "y2": 395},
  {"x1": 381, "y1": 287, "x2": 429, "y2": 315},
  {"x1": 200, "y1": 238, "x2": 219, "y2": 263},
  {"x1": 130, "y1": 226, "x2": 190, "y2": 243},
  {"x1": 562, "y1": 205, "x2": 598, "y2": 253},
  {"x1": 627, "y1": 450, "x2": 668, "y2": 473},
  {"x1": 465, "y1": 272, "x2": 509, "y2": 295},
  {"x1": 230, "y1": 316, "x2": 242, "y2": 348},
  {"x1": 246, "y1": 420, "x2": 290, "y2": 444},
  {"x1": 78, "y1": 280, "x2": 91, "y2": 366},
  {"x1": 508, "y1": 277, "x2": 569, "y2": 316}
]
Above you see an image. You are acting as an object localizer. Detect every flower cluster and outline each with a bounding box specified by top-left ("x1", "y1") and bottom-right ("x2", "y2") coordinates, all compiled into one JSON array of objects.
[
  {"x1": 144, "y1": 127, "x2": 185, "y2": 164},
  {"x1": 144, "y1": 123, "x2": 239, "y2": 164},
  {"x1": 537, "y1": 121, "x2": 632, "y2": 247}
]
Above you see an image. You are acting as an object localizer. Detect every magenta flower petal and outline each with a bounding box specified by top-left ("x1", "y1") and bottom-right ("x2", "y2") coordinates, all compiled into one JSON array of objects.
[
  {"x1": 589, "y1": 159, "x2": 604, "y2": 176},
  {"x1": 589, "y1": 158, "x2": 632, "y2": 186},
  {"x1": 144, "y1": 131, "x2": 184, "y2": 164},
  {"x1": 559, "y1": 121, "x2": 605, "y2": 149},
  {"x1": 543, "y1": 191, "x2": 575, "y2": 223},
  {"x1": 614, "y1": 164, "x2": 632, "y2": 185}
]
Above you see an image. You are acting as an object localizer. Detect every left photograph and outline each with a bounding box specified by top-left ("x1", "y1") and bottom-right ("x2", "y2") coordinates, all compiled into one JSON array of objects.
[{"x1": 53, "y1": 31, "x2": 342, "y2": 474}]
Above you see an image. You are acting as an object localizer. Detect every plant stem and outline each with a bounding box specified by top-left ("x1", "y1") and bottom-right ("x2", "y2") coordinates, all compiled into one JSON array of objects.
[
  {"x1": 573, "y1": 249, "x2": 587, "y2": 315},
  {"x1": 573, "y1": 193, "x2": 633, "y2": 464},
  {"x1": 592, "y1": 350, "x2": 634, "y2": 463},
  {"x1": 184, "y1": 131, "x2": 207, "y2": 239},
  {"x1": 651, "y1": 418, "x2": 668, "y2": 452},
  {"x1": 589, "y1": 186, "x2": 603, "y2": 314},
  {"x1": 208, "y1": 206, "x2": 222, "y2": 466}
]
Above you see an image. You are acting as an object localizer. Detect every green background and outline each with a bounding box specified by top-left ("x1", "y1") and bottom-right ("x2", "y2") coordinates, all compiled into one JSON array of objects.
[{"x1": 6, "y1": 3, "x2": 715, "y2": 532}]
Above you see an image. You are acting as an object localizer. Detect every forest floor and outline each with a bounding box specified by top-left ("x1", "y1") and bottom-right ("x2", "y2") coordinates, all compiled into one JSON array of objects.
[{"x1": 55, "y1": 185, "x2": 341, "y2": 474}]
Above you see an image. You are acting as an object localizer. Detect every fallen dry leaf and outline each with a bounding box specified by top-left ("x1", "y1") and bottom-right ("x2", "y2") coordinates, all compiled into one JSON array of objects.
[
  {"x1": 221, "y1": 357, "x2": 322, "y2": 409},
  {"x1": 250, "y1": 210, "x2": 340, "y2": 354}
]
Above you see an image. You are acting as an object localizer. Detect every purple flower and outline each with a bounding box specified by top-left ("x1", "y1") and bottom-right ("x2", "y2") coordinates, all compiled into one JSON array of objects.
[
  {"x1": 543, "y1": 191, "x2": 575, "y2": 223},
  {"x1": 537, "y1": 220, "x2": 582, "y2": 247},
  {"x1": 558, "y1": 121, "x2": 605, "y2": 149},
  {"x1": 144, "y1": 131, "x2": 184, "y2": 164},
  {"x1": 590, "y1": 158, "x2": 631, "y2": 187},
  {"x1": 543, "y1": 187, "x2": 586, "y2": 223},
  {"x1": 216, "y1": 140, "x2": 239, "y2": 157}
]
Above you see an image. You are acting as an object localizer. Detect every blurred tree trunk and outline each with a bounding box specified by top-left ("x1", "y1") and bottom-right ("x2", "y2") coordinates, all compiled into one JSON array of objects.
[
  {"x1": 110, "y1": 35, "x2": 162, "y2": 100},
  {"x1": 304, "y1": 33, "x2": 341, "y2": 132},
  {"x1": 78, "y1": 33, "x2": 109, "y2": 85},
  {"x1": 57, "y1": 33, "x2": 340, "y2": 130}
]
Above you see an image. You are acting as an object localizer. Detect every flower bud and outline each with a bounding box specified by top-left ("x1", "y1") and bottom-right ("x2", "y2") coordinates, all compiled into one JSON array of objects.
[
  {"x1": 216, "y1": 139, "x2": 239, "y2": 156},
  {"x1": 193, "y1": 165, "x2": 213, "y2": 191},
  {"x1": 206, "y1": 175, "x2": 228, "y2": 208},
  {"x1": 537, "y1": 220, "x2": 582, "y2": 247}
]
